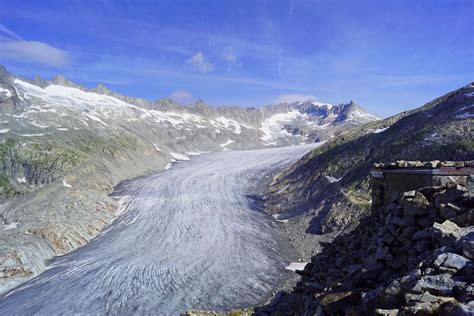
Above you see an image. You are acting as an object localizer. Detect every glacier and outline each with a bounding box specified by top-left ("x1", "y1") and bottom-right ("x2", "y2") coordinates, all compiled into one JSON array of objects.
[{"x1": 0, "y1": 144, "x2": 316, "y2": 315}]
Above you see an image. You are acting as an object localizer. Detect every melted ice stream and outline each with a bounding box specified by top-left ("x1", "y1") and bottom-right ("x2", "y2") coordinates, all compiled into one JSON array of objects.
[{"x1": 0, "y1": 145, "x2": 315, "y2": 315}]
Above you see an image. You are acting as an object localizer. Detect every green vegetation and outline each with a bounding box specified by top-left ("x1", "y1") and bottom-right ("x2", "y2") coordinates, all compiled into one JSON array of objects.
[{"x1": 0, "y1": 174, "x2": 18, "y2": 196}]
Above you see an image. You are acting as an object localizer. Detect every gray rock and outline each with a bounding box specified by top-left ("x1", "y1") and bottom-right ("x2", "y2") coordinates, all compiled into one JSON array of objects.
[
  {"x1": 433, "y1": 252, "x2": 470, "y2": 271},
  {"x1": 439, "y1": 301, "x2": 474, "y2": 316},
  {"x1": 374, "y1": 309, "x2": 398, "y2": 316},
  {"x1": 433, "y1": 220, "x2": 461, "y2": 240},
  {"x1": 435, "y1": 185, "x2": 468, "y2": 207},
  {"x1": 440, "y1": 204, "x2": 458, "y2": 219},
  {"x1": 415, "y1": 273, "x2": 456, "y2": 296},
  {"x1": 424, "y1": 160, "x2": 440, "y2": 169},
  {"x1": 460, "y1": 232, "x2": 474, "y2": 260}
]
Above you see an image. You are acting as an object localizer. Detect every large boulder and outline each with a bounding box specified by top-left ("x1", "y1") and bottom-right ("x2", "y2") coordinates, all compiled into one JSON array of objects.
[{"x1": 433, "y1": 252, "x2": 470, "y2": 271}]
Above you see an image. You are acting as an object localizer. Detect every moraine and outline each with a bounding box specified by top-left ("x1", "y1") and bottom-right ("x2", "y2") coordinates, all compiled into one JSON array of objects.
[{"x1": 0, "y1": 144, "x2": 316, "y2": 315}]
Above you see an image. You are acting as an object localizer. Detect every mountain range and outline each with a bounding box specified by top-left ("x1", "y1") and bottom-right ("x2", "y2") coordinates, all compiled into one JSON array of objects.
[{"x1": 0, "y1": 65, "x2": 378, "y2": 294}]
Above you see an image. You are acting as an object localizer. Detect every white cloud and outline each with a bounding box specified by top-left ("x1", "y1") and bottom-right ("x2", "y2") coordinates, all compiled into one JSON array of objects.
[
  {"x1": 223, "y1": 53, "x2": 237, "y2": 62},
  {"x1": 274, "y1": 94, "x2": 316, "y2": 104},
  {"x1": 187, "y1": 52, "x2": 213, "y2": 73},
  {"x1": 169, "y1": 89, "x2": 193, "y2": 104},
  {"x1": 0, "y1": 40, "x2": 70, "y2": 67}
]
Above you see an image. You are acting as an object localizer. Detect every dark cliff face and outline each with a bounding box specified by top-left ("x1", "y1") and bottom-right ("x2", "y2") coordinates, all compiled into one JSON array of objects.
[{"x1": 265, "y1": 83, "x2": 474, "y2": 255}]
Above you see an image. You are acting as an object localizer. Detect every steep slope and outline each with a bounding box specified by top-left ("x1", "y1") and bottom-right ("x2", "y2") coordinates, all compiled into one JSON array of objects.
[
  {"x1": 0, "y1": 65, "x2": 377, "y2": 294},
  {"x1": 265, "y1": 83, "x2": 474, "y2": 259},
  {"x1": 256, "y1": 175, "x2": 474, "y2": 315}
]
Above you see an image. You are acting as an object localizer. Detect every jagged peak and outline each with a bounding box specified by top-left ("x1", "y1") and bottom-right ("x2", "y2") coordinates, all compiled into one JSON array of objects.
[
  {"x1": 32, "y1": 75, "x2": 49, "y2": 88},
  {"x1": 0, "y1": 65, "x2": 10, "y2": 77},
  {"x1": 91, "y1": 83, "x2": 112, "y2": 95}
]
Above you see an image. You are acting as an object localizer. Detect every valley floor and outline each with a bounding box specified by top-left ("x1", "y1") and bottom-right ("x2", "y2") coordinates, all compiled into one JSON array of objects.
[{"x1": 0, "y1": 145, "x2": 314, "y2": 315}]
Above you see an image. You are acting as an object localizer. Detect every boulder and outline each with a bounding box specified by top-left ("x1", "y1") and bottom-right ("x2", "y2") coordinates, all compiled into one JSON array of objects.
[
  {"x1": 433, "y1": 252, "x2": 470, "y2": 271},
  {"x1": 460, "y1": 232, "x2": 474, "y2": 260},
  {"x1": 407, "y1": 161, "x2": 424, "y2": 168},
  {"x1": 439, "y1": 301, "x2": 474, "y2": 316},
  {"x1": 396, "y1": 160, "x2": 408, "y2": 167},
  {"x1": 415, "y1": 273, "x2": 456, "y2": 296},
  {"x1": 440, "y1": 161, "x2": 456, "y2": 167},
  {"x1": 432, "y1": 220, "x2": 461, "y2": 241},
  {"x1": 402, "y1": 191, "x2": 431, "y2": 216},
  {"x1": 374, "y1": 309, "x2": 398, "y2": 316},
  {"x1": 434, "y1": 185, "x2": 468, "y2": 207},
  {"x1": 439, "y1": 204, "x2": 458, "y2": 220},
  {"x1": 451, "y1": 210, "x2": 474, "y2": 227},
  {"x1": 318, "y1": 291, "x2": 360, "y2": 314}
]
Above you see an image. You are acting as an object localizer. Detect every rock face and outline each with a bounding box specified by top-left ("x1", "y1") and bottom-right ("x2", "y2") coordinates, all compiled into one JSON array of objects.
[{"x1": 255, "y1": 180, "x2": 474, "y2": 315}]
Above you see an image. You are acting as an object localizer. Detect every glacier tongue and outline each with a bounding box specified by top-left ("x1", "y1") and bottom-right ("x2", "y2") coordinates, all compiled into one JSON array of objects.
[{"x1": 0, "y1": 144, "x2": 316, "y2": 314}]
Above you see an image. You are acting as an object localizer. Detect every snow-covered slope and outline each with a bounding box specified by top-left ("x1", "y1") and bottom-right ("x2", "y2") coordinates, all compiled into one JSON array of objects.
[{"x1": 0, "y1": 65, "x2": 379, "y2": 151}]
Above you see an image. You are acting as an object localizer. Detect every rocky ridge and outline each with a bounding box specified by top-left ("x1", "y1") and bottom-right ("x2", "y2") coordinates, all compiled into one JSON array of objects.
[
  {"x1": 265, "y1": 82, "x2": 474, "y2": 260},
  {"x1": 256, "y1": 174, "x2": 474, "y2": 315}
]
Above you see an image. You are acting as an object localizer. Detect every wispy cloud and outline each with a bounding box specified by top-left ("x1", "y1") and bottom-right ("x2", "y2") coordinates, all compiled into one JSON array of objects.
[
  {"x1": 223, "y1": 53, "x2": 237, "y2": 63},
  {"x1": 187, "y1": 52, "x2": 213, "y2": 73},
  {"x1": 169, "y1": 89, "x2": 193, "y2": 104},
  {"x1": 274, "y1": 94, "x2": 316, "y2": 104},
  {"x1": 0, "y1": 40, "x2": 70, "y2": 67},
  {"x1": 0, "y1": 24, "x2": 23, "y2": 40},
  {"x1": 0, "y1": 24, "x2": 69, "y2": 67}
]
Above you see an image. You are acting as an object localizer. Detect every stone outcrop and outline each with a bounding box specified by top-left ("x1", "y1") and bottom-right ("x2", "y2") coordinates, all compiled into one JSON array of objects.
[
  {"x1": 256, "y1": 176, "x2": 474, "y2": 315},
  {"x1": 371, "y1": 160, "x2": 474, "y2": 209}
]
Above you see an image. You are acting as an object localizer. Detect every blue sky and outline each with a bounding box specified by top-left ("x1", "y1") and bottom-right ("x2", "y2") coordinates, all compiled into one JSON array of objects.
[{"x1": 0, "y1": 0, "x2": 473, "y2": 117}]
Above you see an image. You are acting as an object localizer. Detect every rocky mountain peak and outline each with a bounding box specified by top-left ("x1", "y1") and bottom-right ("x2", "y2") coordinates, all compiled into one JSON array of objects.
[
  {"x1": 92, "y1": 83, "x2": 112, "y2": 95},
  {"x1": 191, "y1": 99, "x2": 213, "y2": 114},
  {"x1": 51, "y1": 75, "x2": 83, "y2": 90},
  {"x1": 32, "y1": 75, "x2": 49, "y2": 88},
  {"x1": 0, "y1": 65, "x2": 10, "y2": 80}
]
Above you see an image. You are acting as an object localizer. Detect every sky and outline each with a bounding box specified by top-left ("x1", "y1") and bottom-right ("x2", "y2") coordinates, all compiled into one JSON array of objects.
[{"x1": 0, "y1": 0, "x2": 473, "y2": 117}]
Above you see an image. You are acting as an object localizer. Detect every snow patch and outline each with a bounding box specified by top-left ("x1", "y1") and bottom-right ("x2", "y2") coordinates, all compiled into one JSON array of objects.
[
  {"x1": 372, "y1": 127, "x2": 389, "y2": 134},
  {"x1": 164, "y1": 163, "x2": 172, "y2": 170},
  {"x1": 348, "y1": 110, "x2": 379, "y2": 123},
  {"x1": 423, "y1": 133, "x2": 439, "y2": 143},
  {"x1": 465, "y1": 92, "x2": 474, "y2": 97},
  {"x1": 457, "y1": 112, "x2": 474, "y2": 119},
  {"x1": 0, "y1": 129, "x2": 10, "y2": 134},
  {"x1": 30, "y1": 121, "x2": 49, "y2": 129},
  {"x1": 186, "y1": 150, "x2": 211, "y2": 156},
  {"x1": 19, "y1": 133, "x2": 44, "y2": 137},
  {"x1": 83, "y1": 113, "x2": 108, "y2": 126},
  {"x1": 260, "y1": 110, "x2": 303, "y2": 144},
  {"x1": 285, "y1": 262, "x2": 309, "y2": 272},
  {"x1": 57, "y1": 128, "x2": 69, "y2": 131},
  {"x1": 220, "y1": 139, "x2": 235, "y2": 148},
  {"x1": 456, "y1": 104, "x2": 474, "y2": 119},
  {"x1": 456, "y1": 104, "x2": 474, "y2": 113},
  {"x1": 170, "y1": 152, "x2": 190, "y2": 161},
  {"x1": 63, "y1": 180, "x2": 72, "y2": 188},
  {"x1": 3, "y1": 222, "x2": 18, "y2": 230},
  {"x1": 211, "y1": 116, "x2": 242, "y2": 134},
  {"x1": 276, "y1": 184, "x2": 290, "y2": 195},
  {"x1": 324, "y1": 175, "x2": 343, "y2": 183},
  {"x1": 17, "y1": 177, "x2": 26, "y2": 184},
  {"x1": 0, "y1": 87, "x2": 12, "y2": 98}
]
